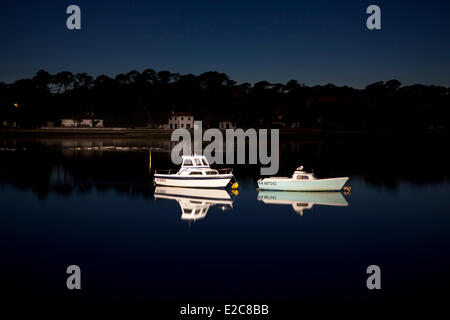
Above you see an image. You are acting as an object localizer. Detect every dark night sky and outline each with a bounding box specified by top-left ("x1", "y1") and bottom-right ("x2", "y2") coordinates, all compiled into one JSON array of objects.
[{"x1": 1, "y1": 0, "x2": 449, "y2": 87}]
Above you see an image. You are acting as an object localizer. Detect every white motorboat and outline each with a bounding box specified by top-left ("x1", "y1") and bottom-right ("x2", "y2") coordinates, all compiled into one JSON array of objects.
[
  {"x1": 257, "y1": 166, "x2": 349, "y2": 191},
  {"x1": 154, "y1": 187, "x2": 233, "y2": 221},
  {"x1": 257, "y1": 190, "x2": 348, "y2": 215},
  {"x1": 154, "y1": 155, "x2": 234, "y2": 188}
]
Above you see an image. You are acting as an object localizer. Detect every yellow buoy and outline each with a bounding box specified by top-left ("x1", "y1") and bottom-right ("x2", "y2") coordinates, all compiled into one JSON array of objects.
[
  {"x1": 231, "y1": 182, "x2": 239, "y2": 189},
  {"x1": 343, "y1": 186, "x2": 351, "y2": 196}
]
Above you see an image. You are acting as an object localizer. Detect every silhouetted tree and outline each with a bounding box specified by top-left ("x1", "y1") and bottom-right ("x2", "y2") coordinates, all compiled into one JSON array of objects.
[{"x1": 0, "y1": 70, "x2": 448, "y2": 131}]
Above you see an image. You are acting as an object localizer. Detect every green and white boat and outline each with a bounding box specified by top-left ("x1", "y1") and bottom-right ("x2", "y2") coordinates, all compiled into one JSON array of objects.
[
  {"x1": 257, "y1": 166, "x2": 349, "y2": 191},
  {"x1": 257, "y1": 190, "x2": 348, "y2": 215}
]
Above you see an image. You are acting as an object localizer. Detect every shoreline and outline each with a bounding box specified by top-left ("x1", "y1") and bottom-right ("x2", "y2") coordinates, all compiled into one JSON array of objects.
[{"x1": 0, "y1": 127, "x2": 448, "y2": 139}]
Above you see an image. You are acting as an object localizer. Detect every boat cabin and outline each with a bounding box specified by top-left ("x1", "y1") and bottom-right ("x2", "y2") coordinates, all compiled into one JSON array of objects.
[
  {"x1": 291, "y1": 202, "x2": 314, "y2": 215},
  {"x1": 179, "y1": 155, "x2": 222, "y2": 176},
  {"x1": 291, "y1": 166, "x2": 315, "y2": 181},
  {"x1": 181, "y1": 155, "x2": 210, "y2": 168},
  {"x1": 180, "y1": 199, "x2": 209, "y2": 220}
]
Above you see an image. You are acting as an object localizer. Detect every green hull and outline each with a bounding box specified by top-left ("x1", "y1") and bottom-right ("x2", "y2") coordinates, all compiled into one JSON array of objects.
[{"x1": 257, "y1": 177, "x2": 349, "y2": 191}]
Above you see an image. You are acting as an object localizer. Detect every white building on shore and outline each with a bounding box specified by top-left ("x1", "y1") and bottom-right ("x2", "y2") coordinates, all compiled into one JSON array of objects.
[
  {"x1": 60, "y1": 118, "x2": 104, "y2": 128},
  {"x1": 167, "y1": 112, "x2": 194, "y2": 129}
]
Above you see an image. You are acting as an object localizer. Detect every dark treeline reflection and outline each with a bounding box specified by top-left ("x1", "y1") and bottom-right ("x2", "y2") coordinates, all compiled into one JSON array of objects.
[
  {"x1": 0, "y1": 135, "x2": 449, "y2": 199},
  {"x1": 0, "y1": 138, "x2": 171, "y2": 199},
  {"x1": 1, "y1": 69, "x2": 450, "y2": 130}
]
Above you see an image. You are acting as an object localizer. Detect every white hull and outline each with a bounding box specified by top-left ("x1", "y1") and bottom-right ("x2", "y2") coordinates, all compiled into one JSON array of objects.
[
  {"x1": 154, "y1": 187, "x2": 233, "y2": 221},
  {"x1": 154, "y1": 187, "x2": 232, "y2": 201},
  {"x1": 258, "y1": 177, "x2": 349, "y2": 191},
  {"x1": 154, "y1": 174, "x2": 233, "y2": 188}
]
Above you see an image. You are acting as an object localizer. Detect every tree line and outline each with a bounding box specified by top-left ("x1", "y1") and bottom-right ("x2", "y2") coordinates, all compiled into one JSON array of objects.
[{"x1": 0, "y1": 69, "x2": 449, "y2": 130}]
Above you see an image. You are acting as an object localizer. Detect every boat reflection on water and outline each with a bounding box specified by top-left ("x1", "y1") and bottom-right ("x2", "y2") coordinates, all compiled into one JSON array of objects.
[
  {"x1": 257, "y1": 191, "x2": 349, "y2": 216},
  {"x1": 154, "y1": 187, "x2": 234, "y2": 221}
]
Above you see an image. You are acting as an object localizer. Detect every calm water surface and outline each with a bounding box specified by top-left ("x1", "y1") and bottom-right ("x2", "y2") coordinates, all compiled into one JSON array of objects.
[{"x1": 1, "y1": 136, "x2": 449, "y2": 302}]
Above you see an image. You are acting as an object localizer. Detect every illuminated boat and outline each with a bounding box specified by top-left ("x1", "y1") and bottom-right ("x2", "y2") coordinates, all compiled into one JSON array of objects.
[
  {"x1": 154, "y1": 187, "x2": 233, "y2": 221},
  {"x1": 154, "y1": 155, "x2": 234, "y2": 188},
  {"x1": 257, "y1": 166, "x2": 349, "y2": 191},
  {"x1": 257, "y1": 190, "x2": 348, "y2": 215}
]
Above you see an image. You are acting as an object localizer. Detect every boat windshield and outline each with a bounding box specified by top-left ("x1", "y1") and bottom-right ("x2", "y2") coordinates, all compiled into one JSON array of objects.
[
  {"x1": 182, "y1": 157, "x2": 209, "y2": 167},
  {"x1": 205, "y1": 170, "x2": 218, "y2": 175}
]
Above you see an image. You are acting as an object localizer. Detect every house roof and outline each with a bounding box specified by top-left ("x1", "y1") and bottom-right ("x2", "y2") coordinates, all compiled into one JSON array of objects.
[{"x1": 172, "y1": 112, "x2": 193, "y2": 117}]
